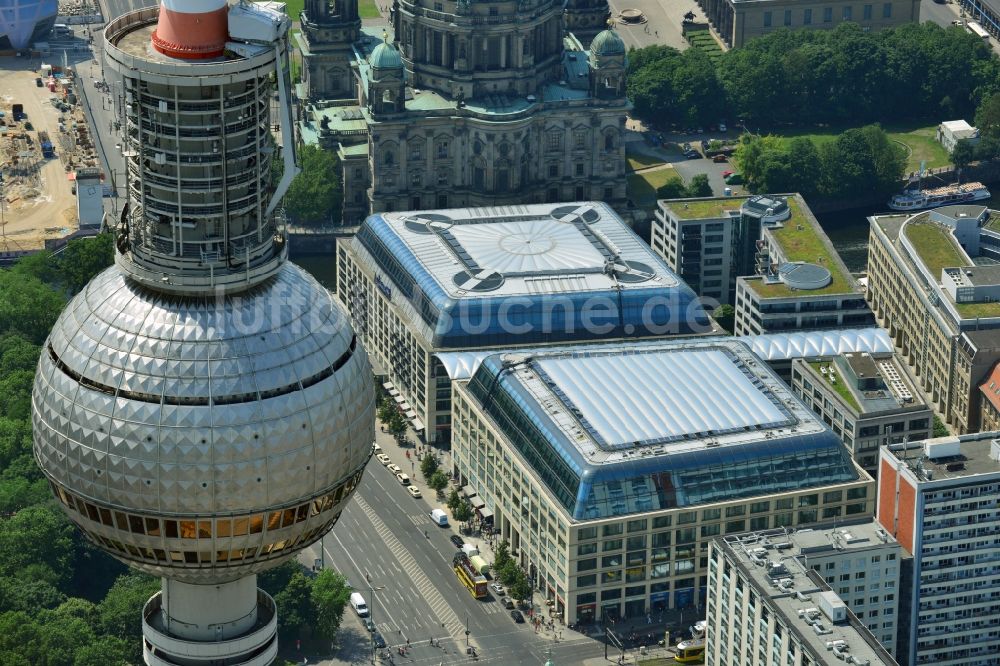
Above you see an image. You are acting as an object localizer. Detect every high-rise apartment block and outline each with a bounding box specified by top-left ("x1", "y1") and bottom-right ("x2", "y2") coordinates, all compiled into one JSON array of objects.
[
  {"x1": 790, "y1": 352, "x2": 932, "y2": 473},
  {"x1": 708, "y1": 529, "x2": 900, "y2": 666},
  {"x1": 868, "y1": 205, "x2": 1000, "y2": 433},
  {"x1": 337, "y1": 202, "x2": 713, "y2": 444},
  {"x1": 450, "y1": 339, "x2": 875, "y2": 624},
  {"x1": 877, "y1": 433, "x2": 1000, "y2": 666}
]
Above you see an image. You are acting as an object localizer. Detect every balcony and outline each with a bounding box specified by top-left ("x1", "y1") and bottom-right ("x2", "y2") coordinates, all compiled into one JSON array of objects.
[{"x1": 142, "y1": 589, "x2": 277, "y2": 666}]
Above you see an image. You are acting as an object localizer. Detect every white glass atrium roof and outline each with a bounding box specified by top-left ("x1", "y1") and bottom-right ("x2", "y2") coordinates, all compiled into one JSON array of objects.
[{"x1": 534, "y1": 349, "x2": 790, "y2": 450}]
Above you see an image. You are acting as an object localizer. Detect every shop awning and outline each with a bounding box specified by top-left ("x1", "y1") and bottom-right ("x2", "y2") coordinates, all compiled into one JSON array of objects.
[
  {"x1": 382, "y1": 381, "x2": 395, "y2": 390},
  {"x1": 471, "y1": 496, "x2": 486, "y2": 509},
  {"x1": 411, "y1": 418, "x2": 425, "y2": 432},
  {"x1": 393, "y1": 395, "x2": 405, "y2": 403},
  {"x1": 478, "y1": 507, "x2": 494, "y2": 520},
  {"x1": 399, "y1": 401, "x2": 411, "y2": 412},
  {"x1": 404, "y1": 410, "x2": 416, "y2": 419},
  {"x1": 462, "y1": 485, "x2": 477, "y2": 498},
  {"x1": 388, "y1": 388, "x2": 399, "y2": 396}
]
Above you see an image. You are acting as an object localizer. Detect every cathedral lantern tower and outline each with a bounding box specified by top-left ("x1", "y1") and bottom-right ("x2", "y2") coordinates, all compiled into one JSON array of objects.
[{"x1": 300, "y1": 0, "x2": 362, "y2": 100}]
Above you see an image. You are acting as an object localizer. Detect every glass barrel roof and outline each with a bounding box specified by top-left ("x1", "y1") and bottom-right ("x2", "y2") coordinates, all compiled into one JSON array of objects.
[
  {"x1": 465, "y1": 340, "x2": 859, "y2": 521},
  {"x1": 350, "y1": 202, "x2": 712, "y2": 348}
]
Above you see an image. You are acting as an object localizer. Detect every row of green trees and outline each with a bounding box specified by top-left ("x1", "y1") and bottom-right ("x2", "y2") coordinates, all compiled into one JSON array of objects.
[
  {"x1": 492, "y1": 541, "x2": 533, "y2": 605},
  {"x1": 655, "y1": 173, "x2": 714, "y2": 200},
  {"x1": 258, "y1": 562, "x2": 353, "y2": 649},
  {"x1": 732, "y1": 125, "x2": 907, "y2": 198},
  {"x1": 420, "y1": 451, "x2": 450, "y2": 496},
  {"x1": 627, "y1": 22, "x2": 1000, "y2": 128},
  {"x1": 377, "y1": 394, "x2": 409, "y2": 443},
  {"x1": 0, "y1": 235, "x2": 151, "y2": 666}
]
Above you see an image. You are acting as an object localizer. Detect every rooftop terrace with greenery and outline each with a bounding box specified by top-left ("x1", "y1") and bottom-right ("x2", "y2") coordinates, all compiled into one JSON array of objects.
[
  {"x1": 660, "y1": 196, "x2": 750, "y2": 220},
  {"x1": 808, "y1": 361, "x2": 861, "y2": 411},
  {"x1": 903, "y1": 217, "x2": 1000, "y2": 319},
  {"x1": 746, "y1": 197, "x2": 855, "y2": 298}
]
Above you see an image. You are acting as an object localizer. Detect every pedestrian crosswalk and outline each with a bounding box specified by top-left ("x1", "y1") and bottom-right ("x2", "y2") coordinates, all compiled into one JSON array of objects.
[{"x1": 355, "y1": 496, "x2": 467, "y2": 638}]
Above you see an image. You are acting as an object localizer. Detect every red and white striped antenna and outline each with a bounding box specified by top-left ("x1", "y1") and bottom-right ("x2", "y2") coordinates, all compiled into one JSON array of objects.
[{"x1": 151, "y1": 0, "x2": 229, "y2": 59}]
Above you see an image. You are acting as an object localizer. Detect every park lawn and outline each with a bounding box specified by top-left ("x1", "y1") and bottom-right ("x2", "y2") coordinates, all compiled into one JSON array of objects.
[
  {"x1": 773, "y1": 124, "x2": 950, "y2": 173},
  {"x1": 627, "y1": 166, "x2": 681, "y2": 209},
  {"x1": 283, "y1": 0, "x2": 304, "y2": 18},
  {"x1": 358, "y1": 0, "x2": 382, "y2": 18},
  {"x1": 626, "y1": 151, "x2": 666, "y2": 171}
]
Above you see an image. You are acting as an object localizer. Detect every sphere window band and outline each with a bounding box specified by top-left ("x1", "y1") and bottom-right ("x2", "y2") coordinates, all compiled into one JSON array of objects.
[{"x1": 48, "y1": 466, "x2": 364, "y2": 567}]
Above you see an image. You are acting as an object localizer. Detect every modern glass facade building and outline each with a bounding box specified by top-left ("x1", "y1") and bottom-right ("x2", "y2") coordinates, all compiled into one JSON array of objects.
[
  {"x1": 337, "y1": 202, "x2": 715, "y2": 444},
  {"x1": 451, "y1": 339, "x2": 876, "y2": 624}
]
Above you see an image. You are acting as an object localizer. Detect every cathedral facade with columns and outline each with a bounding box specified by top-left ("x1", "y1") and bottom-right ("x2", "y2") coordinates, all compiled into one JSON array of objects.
[{"x1": 296, "y1": 0, "x2": 627, "y2": 224}]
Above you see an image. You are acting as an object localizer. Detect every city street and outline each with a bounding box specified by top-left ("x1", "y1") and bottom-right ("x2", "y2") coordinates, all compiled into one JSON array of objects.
[{"x1": 296, "y1": 427, "x2": 607, "y2": 665}]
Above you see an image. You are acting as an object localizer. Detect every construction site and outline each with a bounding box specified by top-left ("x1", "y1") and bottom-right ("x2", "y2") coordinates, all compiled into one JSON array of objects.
[{"x1": 0, "y1": 56, "x2": 99, "y2": 255}]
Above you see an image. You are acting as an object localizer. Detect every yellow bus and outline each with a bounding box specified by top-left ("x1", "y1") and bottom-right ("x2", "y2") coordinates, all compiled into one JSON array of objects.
[{"x1": 453, "y1": 553, "x2": 488, "y2": 599}]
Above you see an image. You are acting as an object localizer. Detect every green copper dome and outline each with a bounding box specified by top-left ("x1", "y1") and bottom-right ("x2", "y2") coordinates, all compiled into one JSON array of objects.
[
  {"x1": 590, "y1": 29, "x2": 625, "y2": 56},
  {"x1": 369, "y1": 40, "x2": 402, "y2": 70}
]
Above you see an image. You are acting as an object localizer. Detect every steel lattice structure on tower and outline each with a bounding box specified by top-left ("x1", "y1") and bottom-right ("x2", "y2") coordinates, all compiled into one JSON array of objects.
[{"x1": 31, "y1": 2, "x2": 375, "y2": 665}]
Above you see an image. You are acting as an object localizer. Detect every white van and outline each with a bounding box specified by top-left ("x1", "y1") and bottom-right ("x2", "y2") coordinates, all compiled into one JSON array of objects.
[
  {"x1": 350, "y1": 592, "x2": 369, "y2": 617},
  {"x1": 429, "y1": 508, "x2": 448, "y2": 526}
]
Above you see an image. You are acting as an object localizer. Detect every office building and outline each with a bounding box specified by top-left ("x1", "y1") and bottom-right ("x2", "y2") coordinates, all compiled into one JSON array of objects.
[
  {"x1": 337, "y1": 202, "x2": 713, "y2": 444},
  {"x1": 867, "y1": 205, "x2": 1000, "y2": 433},
  {"x1": 297, "y1": 0, "x2": 629, "y2": 223},
  {"x1": 651, "y1": 195, "x2": 762, "y2": 305},
  {"x1": 790, "y1": 352, "x2": 932, "y2": 473},
  {"x1": 450, "y1": 339, "x2": 876, "y2": 624},
  {"x1": 878, "y1": 433, "x2": 1000, "y2": 666},
  {"x1": 734, "y1": 195, "x2": 871, "y2": 336},
  {"x1": 696, "y1": 0, "x2": 918, "y2": 48},
  {"x1": 708, "y1": 529, "x2": 899, "y2": 666},
  {"x1": 32, "y1": 5, "x2": 375, "y2": 663},
  {"x1": 980, "y1": 363, "x2": 1000, "y2": 430}
]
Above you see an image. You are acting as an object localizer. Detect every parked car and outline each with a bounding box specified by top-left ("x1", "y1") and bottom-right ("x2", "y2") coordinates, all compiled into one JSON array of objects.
[
  {"x1": 491, "y1": 582, "x2": 505, "y2": 595},
  {"x1": 363, "y1": 618, "x2": 376, "y2": 633},
  {"x1": 387, "y1": 463, "x2": 401, "y2": 474},
  {"x1": 683, "y1": 149, "x2": 700, "y2": 159},
  {"x1": 35, "y1": 77, "x2": 43, "y2": 87},
  {"x1": 373, "y1": 632, "x2": 386, "y2": 648},
  {"x1": 376, "y1": 453, "x2": 391, "y2": 465},
  {"x1": 719, "y1": 122, "x2": 727, "y2": 132},
  {"x1": 373, "y1": 443, "x2": 382, "y2": 453},
  {"x1": 504, "y1": 598, "x2": 515, "y2": 610},
  {"x1": 450, "y1": 534, "x2": 465, "y2": 548},
  {"x1": 712, "y1": 154, "x2": 727, "y2": 163},
  {"x1": 511, "y1": 610, "x2": 525, "y2": 623},
  {"x1": 396, "y1": 472, "x2": 411, "y2": 485},
  {"x1": 722, "y1": 170, "x2": 734, "y2": 178},
  {"x1": 407, "y1": 485, "x2": 422, "y2": 498}
]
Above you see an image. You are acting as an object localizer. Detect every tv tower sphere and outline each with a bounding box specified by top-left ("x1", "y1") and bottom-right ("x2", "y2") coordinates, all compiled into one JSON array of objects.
[{"x1": 31, "y1": 2, "x2": 374, "y2": 664}]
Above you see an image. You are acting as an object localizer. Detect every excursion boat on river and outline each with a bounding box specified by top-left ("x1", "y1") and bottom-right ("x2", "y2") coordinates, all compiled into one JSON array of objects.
[{"x1": 887, "y1": 181, "x2": 991, "y2": 211}]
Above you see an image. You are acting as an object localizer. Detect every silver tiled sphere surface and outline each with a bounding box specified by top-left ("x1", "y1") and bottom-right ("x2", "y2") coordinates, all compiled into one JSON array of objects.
[{"x1": 32, "y1": 262, "x2": 374, "y2": 579}]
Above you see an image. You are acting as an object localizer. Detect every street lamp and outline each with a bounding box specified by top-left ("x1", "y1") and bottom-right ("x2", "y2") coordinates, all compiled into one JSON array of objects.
[{"x1": 369, "y1": 584, "x2": 386, "y2": 665}]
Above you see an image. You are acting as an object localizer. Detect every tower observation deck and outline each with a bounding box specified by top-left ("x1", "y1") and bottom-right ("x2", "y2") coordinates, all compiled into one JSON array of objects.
[{"x1": 31, "y1": 3, "x2": 376, "y2": 665}]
